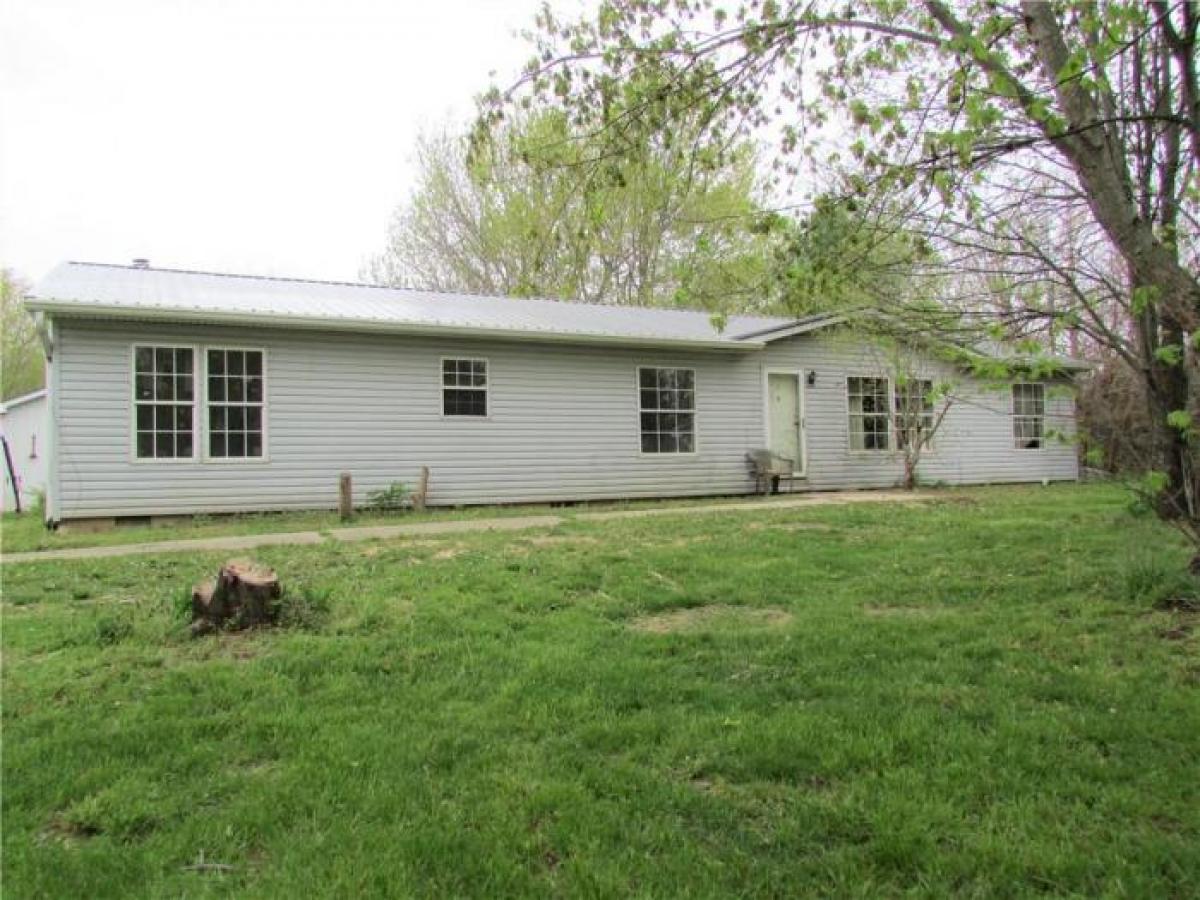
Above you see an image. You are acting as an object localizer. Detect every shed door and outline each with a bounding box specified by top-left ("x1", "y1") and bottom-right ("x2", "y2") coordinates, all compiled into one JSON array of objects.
[{"x1": 767, "y1": 373, "x2": 804, "y2": 474}]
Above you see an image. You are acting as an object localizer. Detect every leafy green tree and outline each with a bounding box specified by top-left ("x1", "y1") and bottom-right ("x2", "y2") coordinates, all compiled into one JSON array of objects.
[
  {"x1": 367, "y1": 110, "x2": 775, "y2": 312},
  {"x1": 766, "y1": 196, "x2": 932, "y2": 315},
  {"x1": 492, "y1": 0, "x2": 1200, "y2": 561},
  {"x1": 1, "y1": 269, "x2": 44, "y2": 400}
]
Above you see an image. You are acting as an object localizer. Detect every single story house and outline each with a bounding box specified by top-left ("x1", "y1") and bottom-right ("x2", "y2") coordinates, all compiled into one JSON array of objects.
[
  {"x1": 1, "y1": 388, "x2": 49, "y2": 513},
  {"x1": 25, "y1": 261, "x2": 1083, "y2": 525}
]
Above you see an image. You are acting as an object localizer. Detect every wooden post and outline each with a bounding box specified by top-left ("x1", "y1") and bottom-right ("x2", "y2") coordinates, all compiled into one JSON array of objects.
[
  {"x1": 414, "y1": 466, "x2": 430, "y2": 512},
  {"x1": 1, "y1": 436, "x2": 21, "y2": 514},
  {"x1": 338, "y1": 472, "x2": 352, "y2": 520}
]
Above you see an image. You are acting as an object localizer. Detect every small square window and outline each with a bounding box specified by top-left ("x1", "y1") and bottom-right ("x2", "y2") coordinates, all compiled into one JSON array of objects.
[{"x1": 442, "y1": 359, "x2": 488, "y2": 416}]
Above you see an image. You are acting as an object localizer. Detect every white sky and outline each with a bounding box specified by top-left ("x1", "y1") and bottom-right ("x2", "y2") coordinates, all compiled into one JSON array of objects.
[{"x1": 0, "y1": 0, "x2": 557, "y2": 285}]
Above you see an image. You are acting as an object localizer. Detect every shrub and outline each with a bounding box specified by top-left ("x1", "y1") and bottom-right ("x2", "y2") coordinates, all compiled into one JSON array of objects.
[{"x1": 367, "y1": 482, "x2": 410, "y2": 512}]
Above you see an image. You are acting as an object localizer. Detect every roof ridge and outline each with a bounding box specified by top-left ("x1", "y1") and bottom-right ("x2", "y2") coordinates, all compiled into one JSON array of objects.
[{"x1": 63, "y1": 261, "x2": 790, "y2": 323}]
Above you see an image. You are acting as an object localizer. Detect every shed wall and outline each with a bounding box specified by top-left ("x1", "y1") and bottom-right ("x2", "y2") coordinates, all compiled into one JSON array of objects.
[{"x1": 1, "y1": 395, "x2": 49, "y2": 511}]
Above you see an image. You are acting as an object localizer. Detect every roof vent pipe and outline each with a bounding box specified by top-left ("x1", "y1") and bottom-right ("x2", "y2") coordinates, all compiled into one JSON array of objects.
[{"x1": 131, "y1": 258, "x2": 150, "y2": 269}]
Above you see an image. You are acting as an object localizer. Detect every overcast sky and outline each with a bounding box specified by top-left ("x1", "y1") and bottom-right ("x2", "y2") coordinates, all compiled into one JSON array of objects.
[{"x1": 0, "y1": 0, "x2": 558, "y2": 285}]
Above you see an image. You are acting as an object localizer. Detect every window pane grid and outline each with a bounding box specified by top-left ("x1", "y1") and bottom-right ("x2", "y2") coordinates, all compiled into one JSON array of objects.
[
  {"x1": 442, "y1": 359, "x2": 487, "y2": 416},
  {"x1": 1013, "y1": 384, "x2": 1045, "y2": 448},
  {"x1": 848, "y1": 377, "x2": 890, "y2": 451},
  {"x1": 639, "y1": 368, "x2": 696, "y2": 453},
  {"x1": 134, "y1": 346, "x2": 194, "y2": 459},
  {"x1": 207, "y1": 350, "x2": 265, "y2": 458},
  {"x1": 895, "y1": 379, "x2": 934, "y2": 451}
]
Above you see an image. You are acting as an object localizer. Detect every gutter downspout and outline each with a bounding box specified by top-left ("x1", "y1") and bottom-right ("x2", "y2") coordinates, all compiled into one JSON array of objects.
[{"x1": 37, "y1": 313, "x2": 60, "y2": 527}]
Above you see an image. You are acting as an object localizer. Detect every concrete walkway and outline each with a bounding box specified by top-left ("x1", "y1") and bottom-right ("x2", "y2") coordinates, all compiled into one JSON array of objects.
[{"x1": 1, "y1": 490, "x2": 930, "y2": 565}]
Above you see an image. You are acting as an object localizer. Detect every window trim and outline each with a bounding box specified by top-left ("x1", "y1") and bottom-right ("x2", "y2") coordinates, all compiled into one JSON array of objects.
[
  {"x1": 439, "y1": 356, "x2": 491, "y2": 420},
  {"x1": 635, "y1": 365, "x2": 699, "y2": 457},
  {"x1": 893, "y1": 377, "x2": 938, "y2": 455},
  {"x1": 201, "y1": 346, "x2": 269, "y2": 464},
  {"x1": 1011, "y1": 381, "x2": 1046, "y2": 452},
  {"x1": 846, "y1": 375, "x2": 892, "y2": 454},
  {"x1": 129, "y1": 343, "x2": 199, "y2": 464}
]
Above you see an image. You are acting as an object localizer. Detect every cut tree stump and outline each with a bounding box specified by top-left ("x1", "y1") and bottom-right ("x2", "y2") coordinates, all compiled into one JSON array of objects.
[{"x1": 191, "y1": 559, "x2": 282, "y2": 635}]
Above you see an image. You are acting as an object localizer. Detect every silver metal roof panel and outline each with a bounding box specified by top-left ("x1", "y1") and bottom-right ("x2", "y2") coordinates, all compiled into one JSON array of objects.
[{"x1": 28, "y1": 262, "x2": 798, "y2": 349}]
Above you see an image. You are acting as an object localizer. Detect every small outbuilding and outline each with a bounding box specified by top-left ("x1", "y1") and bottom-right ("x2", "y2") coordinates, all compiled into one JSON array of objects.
[{"x1": 1, "y1": 388, "x2": 49, "y2": 513}]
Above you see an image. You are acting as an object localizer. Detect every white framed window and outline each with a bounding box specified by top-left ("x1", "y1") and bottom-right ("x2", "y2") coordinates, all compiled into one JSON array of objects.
[
  {"x1": 895, "y1": 378, "x2": 935, "y2": 451},
  {"x1": 133, "y1": 345, "x2": 196, "y2": 459},
  {"x1": 847, "y1": 376, "x2": 891, "y2": 451},
  {"x1": 206, "y1": 348, "x2": 266, "y2": 459},
  {"x1": 1013, "y1": 382, "x2": 1045, "y2": 449},
  {"x1": 638, "y1": 367, "x2": 696, "y2": 453},
  {"x1": 442, "y1": 358, "x2": 488, "y2": 417}
]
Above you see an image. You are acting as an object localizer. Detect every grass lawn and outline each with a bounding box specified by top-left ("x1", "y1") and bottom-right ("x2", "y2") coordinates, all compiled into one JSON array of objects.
[
  {"x1": 1, "y1": 492, "x2": 803, "y2": 554},
  {"x1": 3, "y1": 483, "x2": 1198, "y2": 896},
  {"x1": 0, "y1": 502, "x2": 553, "y2": 554}
]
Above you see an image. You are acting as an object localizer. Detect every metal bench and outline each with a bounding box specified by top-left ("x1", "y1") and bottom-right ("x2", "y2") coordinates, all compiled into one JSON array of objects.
[{"x1": 747, "y1": 449, "x2": 798, "y2": 495}]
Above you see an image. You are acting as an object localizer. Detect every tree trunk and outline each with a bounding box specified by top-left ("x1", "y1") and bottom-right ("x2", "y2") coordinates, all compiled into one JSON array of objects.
[{"x1": 191, "y1": 560, "x2": 282, "y2": 634}]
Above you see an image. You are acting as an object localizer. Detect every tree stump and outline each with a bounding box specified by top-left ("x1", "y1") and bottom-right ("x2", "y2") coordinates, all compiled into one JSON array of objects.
[{"x1": 191, "y1": 559, "x2": 282, "y2": 635}]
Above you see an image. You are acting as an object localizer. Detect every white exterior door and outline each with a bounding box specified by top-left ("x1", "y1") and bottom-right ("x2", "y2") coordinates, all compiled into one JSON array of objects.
[{"x1": 767, "y1": 372, "x2": 804, "y2": 474}]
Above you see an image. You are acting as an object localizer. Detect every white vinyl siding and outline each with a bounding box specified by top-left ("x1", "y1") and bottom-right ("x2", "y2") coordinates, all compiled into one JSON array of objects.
[
  {"x1": 53, "y1": 321, "x2": 761, "y2": 517},
  {"x1": 761, "y1": 332, "x2": 1078, "y2": 490},
  {"x1": 50, "y1": 321, "x2": 1080, "y2": 520}
]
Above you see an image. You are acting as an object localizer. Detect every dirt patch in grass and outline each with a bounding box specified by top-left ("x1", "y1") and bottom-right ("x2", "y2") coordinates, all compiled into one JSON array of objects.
[
  {"x1": 745, "y1": 521, "x2": 835, "y2": 534},
  {"x1": 524, "y1": 535, "x2": 601, "y2": 548},
  {"x1": 862, "y1": 604, "x2": 954, "y2": 619},
  {"x1": 1157, "y1": 614, "x2": 1195, "y2": 641},
  {"x1": 629, "y1": 604, "x2": 793, "y2": 634},
  {"x1": 39, "y1": 815, "x2": 100, "y2": 846}
]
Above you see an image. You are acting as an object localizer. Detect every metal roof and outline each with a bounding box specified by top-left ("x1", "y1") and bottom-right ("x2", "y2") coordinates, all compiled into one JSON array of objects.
[
  {"x1": 27, "y1": 262, "x2": 806, "y2": 350},
  {"x1": 0, "y1": 388, "x2": 48, "y2": 414}
]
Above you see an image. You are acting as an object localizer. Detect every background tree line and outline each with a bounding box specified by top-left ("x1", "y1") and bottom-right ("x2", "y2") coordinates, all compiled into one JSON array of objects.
[{"x1": 1, "y1": 269, "x2": 44, "y2": 402}]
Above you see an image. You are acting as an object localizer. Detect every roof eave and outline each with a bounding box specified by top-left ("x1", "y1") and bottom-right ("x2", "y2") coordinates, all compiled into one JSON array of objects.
[
  {"x1": 733, "y1": 314, "x2": 846, "y2": 342},
  {"x1": 0, "y1": 388, "x2": 48, "y2": 413},
  {"x1": 24, "y1": 299, "x2": 765, "y2": 352}
]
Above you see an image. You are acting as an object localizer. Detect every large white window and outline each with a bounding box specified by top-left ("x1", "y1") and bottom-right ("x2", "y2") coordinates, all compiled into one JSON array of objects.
[
  {"x1": 638, "y1": 367, "x2": 696, "y2": 453},
  {"x1": 206, "y1": 349, "x2": 265, "y2": 458},
  {"x1": 133, "y1": 346, "x2": 195, "y2": 459},
  {"x1": 1013, "y1": 383, "x2": 1045, "y2": 449},
  {"x1": 847, "y1": 376, "x2": 890, "y2": 451},
  {"x1": 442, "y1": 358, "x2": 488, "y2": 417},
  {"x1": 895, "y1": 379, "x2": 935, "y2": 451}
]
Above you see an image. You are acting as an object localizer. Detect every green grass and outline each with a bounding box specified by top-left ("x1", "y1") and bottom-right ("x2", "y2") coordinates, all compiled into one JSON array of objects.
[
  {"x1": 0, "y1": 502, "x2": 541, "y2": 553},
  {"x1": 1, "y1": 492, "x2": 798, "y2": 554},
  {"x1": 3, "y1": 483, "x2": 1198, "y2": 897}
]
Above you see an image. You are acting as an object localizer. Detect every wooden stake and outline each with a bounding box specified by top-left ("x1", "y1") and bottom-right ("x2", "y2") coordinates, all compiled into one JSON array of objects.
[
  {"x1": 338, "y1": 472, "x2": 353, "y2": 520},
  {"x1": 2, "y1": 435, "x2": 21, "y2": 514},
  {"x1": 414, "y1": 466, "x2": 430, "y2": 512}
]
